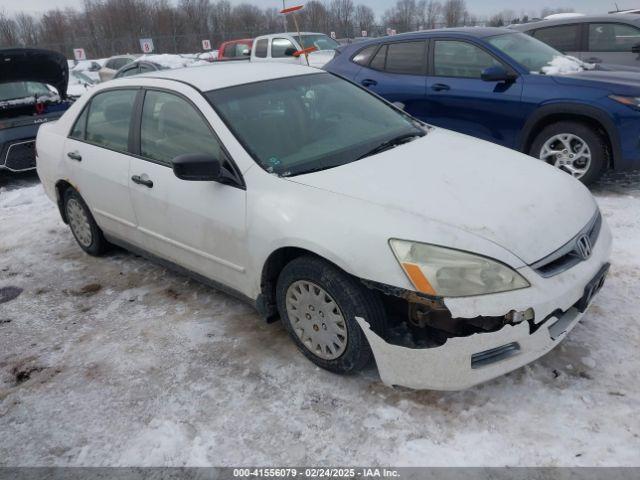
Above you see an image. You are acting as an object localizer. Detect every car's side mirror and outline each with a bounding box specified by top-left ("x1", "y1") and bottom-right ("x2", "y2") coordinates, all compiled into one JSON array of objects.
[
  {"x1": 284, "y1": 47, "x2": 297, "y2": 57},
  {"x1": 172, "y1": 154, "x2": 222, "y2": 181},
  {"x1": 481, "y1": 65, "x2": 517, "y2": 82},
  {"x1": 632, "y1": 43, "x2": 640, "y2": 54}
]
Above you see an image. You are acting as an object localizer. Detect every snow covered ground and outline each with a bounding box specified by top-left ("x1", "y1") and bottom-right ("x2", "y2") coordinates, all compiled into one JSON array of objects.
[{"x1": 0, "y1": 171, "x2": 639, "y2": 467}]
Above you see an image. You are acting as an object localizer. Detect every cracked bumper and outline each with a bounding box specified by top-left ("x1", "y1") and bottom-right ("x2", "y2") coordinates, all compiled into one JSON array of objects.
[{"x1": 358, "y1": 218, "x2": 613, "y2": 391}]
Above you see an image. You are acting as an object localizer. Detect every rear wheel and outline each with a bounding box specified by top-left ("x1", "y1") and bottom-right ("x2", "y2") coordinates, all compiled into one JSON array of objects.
[
  {"x1": 63, "y1": 189, "x2": 109, "y2": 256},
  {"x1": 276, "y1": 256, "x2": 385, "y2": 374},
  {"x1": 530, "y1": 121, "x2": 607, "y2": 185}
]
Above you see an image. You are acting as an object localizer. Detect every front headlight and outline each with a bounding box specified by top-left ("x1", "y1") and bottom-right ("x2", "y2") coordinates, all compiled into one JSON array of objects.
[
  {"x1": 389, "y1": 239, "x2": 530, "y2": 297},
  {"x1": 609, "y1": 95, "x2": 640, "y2": 109}
]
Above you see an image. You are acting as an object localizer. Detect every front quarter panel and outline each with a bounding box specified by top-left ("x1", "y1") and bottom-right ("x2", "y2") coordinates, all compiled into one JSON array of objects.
[{"x1": 243, "y1": 167, "x2": 526, "y2": 300}]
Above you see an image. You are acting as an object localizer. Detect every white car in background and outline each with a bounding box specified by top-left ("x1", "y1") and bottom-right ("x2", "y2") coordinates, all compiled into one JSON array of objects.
[
  {"x1": 98, "y1": 54, "x2": 138, "y2": 82},
  {"x1": 36, "y1": 63, "x2": 611, "y2": 390},
  {"x1": 251, "y1": 32, "x2": 340, "y2": 67}
]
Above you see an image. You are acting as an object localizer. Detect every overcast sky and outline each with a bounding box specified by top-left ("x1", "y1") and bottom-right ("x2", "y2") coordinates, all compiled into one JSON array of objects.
[{"x1": 0, "y1": 0, "x2": 622, "y2": 17}]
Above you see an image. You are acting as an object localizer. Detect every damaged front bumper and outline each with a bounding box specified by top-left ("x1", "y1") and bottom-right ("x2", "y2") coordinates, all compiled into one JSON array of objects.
[{"x1": 358, "y1": 219, "x2": 613, "y2": 391}]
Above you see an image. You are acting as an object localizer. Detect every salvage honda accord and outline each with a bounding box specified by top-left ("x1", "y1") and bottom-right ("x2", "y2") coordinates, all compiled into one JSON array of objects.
[{"x1": 36, "y1": 63, "x2": 612, "y2": 390}]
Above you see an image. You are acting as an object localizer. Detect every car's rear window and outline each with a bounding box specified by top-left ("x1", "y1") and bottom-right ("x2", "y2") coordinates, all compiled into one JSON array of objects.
[{"x1": 0, "y1": 82, "x2": 53, "y2": 102}]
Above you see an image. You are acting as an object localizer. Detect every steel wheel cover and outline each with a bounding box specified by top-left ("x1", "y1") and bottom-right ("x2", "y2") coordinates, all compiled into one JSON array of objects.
[
  {"x1": 539, "y1": 133, "x2": 592, "y2": 179},
  {"x1": 285, "y1": 280, "x2": 348, "y2": 360},
  {"x1": 66, "y1": 198, "x2": 93, "y2": 247}
]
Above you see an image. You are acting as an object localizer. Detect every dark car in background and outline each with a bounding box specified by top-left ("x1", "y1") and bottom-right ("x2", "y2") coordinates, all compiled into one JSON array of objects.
[
  {"x1": 325, "y1": 28, "x2": 640, "y2": 184},
  {"x1": 1, "y1": 48, "x2": 72, "y2": 173},
  {"x1": 511, "y1": 15, "x2": 640, "y2": 68}
]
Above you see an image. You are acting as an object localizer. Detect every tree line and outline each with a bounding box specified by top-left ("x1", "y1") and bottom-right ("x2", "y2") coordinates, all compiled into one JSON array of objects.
[{"x1": 0, "y1": 0, "x2": 576, "y2": 58}]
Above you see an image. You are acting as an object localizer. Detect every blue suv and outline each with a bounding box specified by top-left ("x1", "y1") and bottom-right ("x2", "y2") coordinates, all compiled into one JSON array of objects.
[{"x1": 325, "y1": 27, "x2": 640, "y2": 185}]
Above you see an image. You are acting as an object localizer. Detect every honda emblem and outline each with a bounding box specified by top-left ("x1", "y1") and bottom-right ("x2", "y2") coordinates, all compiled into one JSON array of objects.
[{"x1": 575, "y1": 234, "x2": 592, "y2": 260}]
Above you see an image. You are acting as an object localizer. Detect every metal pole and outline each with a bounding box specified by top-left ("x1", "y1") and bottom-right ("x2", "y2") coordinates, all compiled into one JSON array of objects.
[{"x1": 283, "y1": 0, "x2": 287, "y2": 32}]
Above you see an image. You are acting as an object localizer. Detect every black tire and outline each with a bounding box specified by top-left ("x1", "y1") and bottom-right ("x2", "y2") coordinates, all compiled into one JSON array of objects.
[
  {"x1": 529, "y1": 121, "x2": 608, "y2": 186},
  {"x1": 63, "y1": 188, "x2": 109, "y2": 256},
  {"x1": 276, "y1": 256, "x2": 386, "y2": 375}
]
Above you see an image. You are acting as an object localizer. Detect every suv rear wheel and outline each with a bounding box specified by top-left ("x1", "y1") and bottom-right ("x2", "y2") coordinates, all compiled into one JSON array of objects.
[
  {"x1": 276, "y1": 256, "x2": 385, "y2": 375},
  {"x1": 530, "y1": 121, "x2": 607, "y2": 185}
]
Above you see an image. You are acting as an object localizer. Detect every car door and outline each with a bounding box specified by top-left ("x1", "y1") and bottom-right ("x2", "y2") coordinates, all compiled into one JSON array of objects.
[
  {"x1": 354, "y1": 40, "x2": 429, "y2": 120},
  {"x1": 425, "y1": 39, "x2": 524, "y2": 148},
  {"x1": 63, "y1": 88, "x2": 139, "y2": 239},
  {"x1": 127, "y1": 88, "x2": 248, "y2": 291},
  {"x1": 529, "y1": 24, "x2": 583, "y2": 58},
  {"x1": 585, "y1": 22, "x2": 640, "y2": 66}
]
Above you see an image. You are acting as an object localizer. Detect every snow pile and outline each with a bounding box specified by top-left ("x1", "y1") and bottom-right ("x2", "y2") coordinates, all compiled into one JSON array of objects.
[{"x1": 541, "y1": 55, "x2": 594, "y2": 75}]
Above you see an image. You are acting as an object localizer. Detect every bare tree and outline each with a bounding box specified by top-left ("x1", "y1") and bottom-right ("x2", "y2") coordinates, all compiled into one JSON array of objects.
[
  {"x1": 14, "y1": 13, "x2": 39, "y2": 45},
  {"x1": 354, "y1": 4, "x2": 375, "y2": 35},
  {"x1": 302, "y1": 1, "x2": 330, "y2": 33},
  {"x1": 0, "y1": 12, "x2": 18, "y2": 46},
  {"x1": 329, "y1": 0, "x2": 355, "y2": 38},
  {"x1": 423, "y1": 0, "x2": 441, "y2": 29},
  {"x1": 442, "y1": 0, "x2": 467, "y2": 27}
]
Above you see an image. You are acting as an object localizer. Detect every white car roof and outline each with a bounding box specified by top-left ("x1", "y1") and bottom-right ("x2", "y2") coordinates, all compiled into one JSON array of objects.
[{"x1": 139, "y1": 62, "x2": 321, "y2": 91}]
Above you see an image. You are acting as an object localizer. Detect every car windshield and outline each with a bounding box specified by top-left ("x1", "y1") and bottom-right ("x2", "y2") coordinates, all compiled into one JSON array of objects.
[
  {"x1": 0, "y1": 82, "x2": 54, "y2": 102},
  {"x1": 487, "y1": 32, "x2": 585, "y2": 74},
  {"x1": 206, "y1": 73, "x2": 425, "y2": 176},
  {"x1": 294, "y1": 34, "x2": 340, "y2": 51}
]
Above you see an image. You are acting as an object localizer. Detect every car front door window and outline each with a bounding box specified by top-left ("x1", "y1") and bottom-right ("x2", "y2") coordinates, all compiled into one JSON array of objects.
[
  {"x1": 433, "y1": 40, "x2": 501, "y2": 78},
  {"x1": 272, "y1": 38, "x2": 296, "y2": 58},
  {"x1": 85, "y1": 89, "x2": 137, "y2": 152},
  {"x1": 140, "y1": 90, "x2": 223, "y2": 164}
]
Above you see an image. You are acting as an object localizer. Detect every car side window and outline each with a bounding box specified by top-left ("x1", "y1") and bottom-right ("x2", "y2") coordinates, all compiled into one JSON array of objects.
[
  {"x1": 255, "y1": 39, "x2": 268, "y2": 58},
  {"x1": 140, "y1": 90, "x2": 223, "y2": 164},
  {"x1": 532, "y1": 25, "x2": 581, "y2": 52},
  {"x1": 272, "y1": 38, "x2": 296, "y2": 58},
  {"x1": 385, "y1": 41, "x2": 426, "y2": 75},
  {"x1": 85, "y1": 89, "x2": 137, "y2": 152},
  {"x1": 433, "y1": 40, "x2": 501, "y2": 78},
  {"x1": 352, "y1": 45, "x2": 378, "y2": 66},
  {"x1": 234, "y1": 43, "x2": 250, "y2": 56},
  {"x1": 589, "y1": 23, "x2": 640, "y2": 52},
  {"x1": 118, "y1": 66, "x2": 139, "y2": 77},
  {"x1": 69, "y1": 106, "x2": 89, "y2": 140},
  {"x1": 369, "y1": 44, "x2": 388, "y2": 70}
]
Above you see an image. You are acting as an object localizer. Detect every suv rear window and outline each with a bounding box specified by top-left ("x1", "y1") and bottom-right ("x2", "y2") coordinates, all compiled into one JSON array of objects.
[
  {"x1": 532, "y1": 25, "x2": 581, "y2": 52},
  {"x1": 589, "y1": 23, "x2": 640, "y2": 52},
  {"x1": 385, "y1": 41, "x2": 426, "y2": 74}
]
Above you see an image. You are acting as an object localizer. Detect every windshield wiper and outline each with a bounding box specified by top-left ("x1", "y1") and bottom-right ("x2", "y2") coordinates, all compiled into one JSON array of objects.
[{"x1": 357, "y1": 132, "x2": 424, "y2": 160}]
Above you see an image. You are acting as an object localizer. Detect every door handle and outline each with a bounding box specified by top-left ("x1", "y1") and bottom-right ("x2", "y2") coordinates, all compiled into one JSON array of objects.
[
  {"x1": 67, "y1": 151, "x2": 82, "y2": 161},
  {"x1": 431, "y1": 83, "x2": 451, "y2": 92},
  {"x1": 584, "y1": 57, "x2": 602, "y2": 63},
  {"x1": 361, "y1": 78, "x2": 378, "y2": 87},
  {"x1": 131, "y1": 174, "x2": 153, "y2": 188}
]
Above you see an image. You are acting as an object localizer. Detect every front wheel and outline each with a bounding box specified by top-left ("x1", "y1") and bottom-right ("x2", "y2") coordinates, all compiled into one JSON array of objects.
[
  {"x1": 276, "y1": 256, "x2": 385, "y2": 375},
  {"x1": 530, "y1": 121, "x2": 607, "y2": 185}
]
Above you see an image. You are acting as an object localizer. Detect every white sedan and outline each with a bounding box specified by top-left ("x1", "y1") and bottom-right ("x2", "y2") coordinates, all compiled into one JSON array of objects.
[{"x1": 36, "y1": 63, "x2": 612, "y2": 390}]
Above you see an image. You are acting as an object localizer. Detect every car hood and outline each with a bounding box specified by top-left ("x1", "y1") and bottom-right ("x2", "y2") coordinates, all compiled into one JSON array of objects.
[
  {"x1": 552, "y1": 70, "x2": 640, "y2": 89},
  {"x1": 0, "y1": 48, "x2": 68, "y2": 98},
  {"x1": 289, "y1": 128, "x2": 597, "y2": 265}
]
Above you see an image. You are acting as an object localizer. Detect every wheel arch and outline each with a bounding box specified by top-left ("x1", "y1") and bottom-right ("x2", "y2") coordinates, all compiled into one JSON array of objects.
[
  {"x1": 519, "y1": 104, "x2": 619, "y2": 168},
  {"x1": 257, "y1": 246, "x2": 355, "y2": 322},
  {"x1": 54, "y1": 179, "x2": 75, "y2": 223}
]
